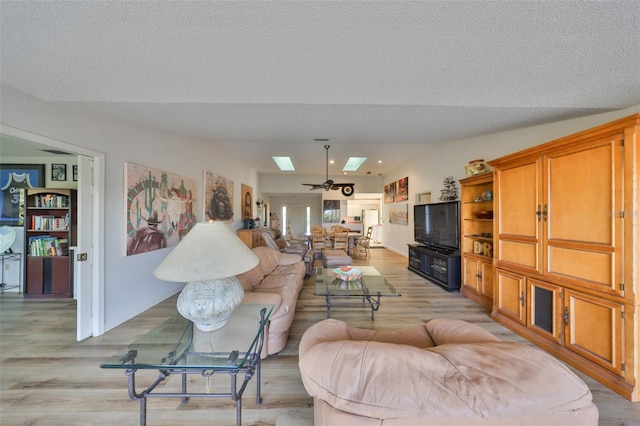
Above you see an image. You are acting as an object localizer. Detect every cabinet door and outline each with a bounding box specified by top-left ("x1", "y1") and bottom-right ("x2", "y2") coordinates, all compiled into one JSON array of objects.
[
  {"x1": 563, "y1": 289, "x2": 624, "y2": 376},
  {"x1": 495, "y1": 158, "x2": 542, "y2": 274},
  {"x1": 527, "y1": 279, "x2": 562, "y2": 343},
  {"x1": 48, "y1": 256, "x2": 70, "y2": 295},
  {"x1": 479, "y1": 260, "x2": 494, "y2": 300},
  {"x1": 495, "y1": 269, "x2": 526, "y2": 325},
  {"x1": 26, "y1": 257, "x2": 44, "y2": 294},
  {"x1": 544, "y1": 135, "x2": 624, "y2": 297},
  {"x1": 462, "y1": 256, "x2": 480, "y2": 292}
]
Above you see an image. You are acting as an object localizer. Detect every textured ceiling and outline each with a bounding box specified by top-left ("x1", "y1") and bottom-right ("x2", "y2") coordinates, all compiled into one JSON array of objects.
[{"x1": 1, "y1": 1, "x2": 639, "y2": 176}]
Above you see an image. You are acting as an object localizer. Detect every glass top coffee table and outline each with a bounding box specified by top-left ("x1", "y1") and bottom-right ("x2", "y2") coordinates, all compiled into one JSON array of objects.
[
  {"x1": 101, "y1": 303, "x2": 273, "y2": 426},
  {"x1": 314, "y1": 266, "x2": 400, "y2": 320}
]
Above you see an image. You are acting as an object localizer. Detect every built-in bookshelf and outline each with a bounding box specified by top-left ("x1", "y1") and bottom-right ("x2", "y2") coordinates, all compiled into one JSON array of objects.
[{"x1": 24, "y1": 188, "x2": 76, "y2": 298}]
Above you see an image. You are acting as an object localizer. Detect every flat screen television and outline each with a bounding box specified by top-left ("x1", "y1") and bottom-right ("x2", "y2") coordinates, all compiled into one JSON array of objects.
[{"x1": 414, "y1": 201, "x2": 460, "y2": 252}]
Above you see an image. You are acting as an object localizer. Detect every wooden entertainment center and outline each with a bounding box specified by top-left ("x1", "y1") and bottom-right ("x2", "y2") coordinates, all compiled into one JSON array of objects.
[
  {"x1": 455, "y1": 114, "x2": 639, "y2": 402},
  {"x1": 408, "y1": 114, "x2": 640, "y2": 401}
]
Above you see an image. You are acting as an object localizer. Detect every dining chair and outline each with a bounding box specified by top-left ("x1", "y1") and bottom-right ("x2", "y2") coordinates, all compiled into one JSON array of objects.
[
  {"x1": 332, "y1": 230, "x2": 349, "y2": 254},
  {"x1": 355, "y1": 226, "x2": 373, "y2": 258},
  {"x1": 312, "y1": 231, "x2": 327, "y2": 252}
]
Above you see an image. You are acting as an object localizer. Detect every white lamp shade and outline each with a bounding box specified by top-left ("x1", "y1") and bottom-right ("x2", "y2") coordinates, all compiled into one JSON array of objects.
[{"x1": 153, "y1": 222, "x2": 259, "y2": 282}]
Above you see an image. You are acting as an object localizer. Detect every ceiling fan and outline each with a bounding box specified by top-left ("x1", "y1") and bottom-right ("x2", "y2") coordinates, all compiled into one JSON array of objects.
[{"x1": 302, "y1": 145, "x2": 355, "y2": 196}]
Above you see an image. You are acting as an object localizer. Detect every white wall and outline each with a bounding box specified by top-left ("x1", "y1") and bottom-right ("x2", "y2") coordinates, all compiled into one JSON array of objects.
[
  {"x1": 382, "y1": 105, "x2": 640, "y2": 255},
  {"x1": 1, "y1": 84, "x2": 261, "y2": 331}
]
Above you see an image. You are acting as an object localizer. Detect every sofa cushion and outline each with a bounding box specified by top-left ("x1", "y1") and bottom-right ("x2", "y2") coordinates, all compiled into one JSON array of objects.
[
  {"x1": 425, "y1": 317, "x2": 501, "y2": 345},
  {"x1": 278, "y1": 252, "x2": 303, "y2": 265},
  {"x1": 242, "y1": 290, "x2": 282, "y2": 314},
  {"x1": 236, "y1": 264, "x2": 265, "y2": 291},
  {"x1": 253, "y1": 246, "x2": 281, "y2": 275},
  {"x1": 260, "y1": 263, "x2": 305, "y2": 290},
  {"x1": 255, "y1": 285, "x2": 299, "y2": 327}
]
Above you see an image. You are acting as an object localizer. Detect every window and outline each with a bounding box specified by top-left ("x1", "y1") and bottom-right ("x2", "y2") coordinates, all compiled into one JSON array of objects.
[{"x1": 282, "y1": 206, "x2": 287, "y2": 235}]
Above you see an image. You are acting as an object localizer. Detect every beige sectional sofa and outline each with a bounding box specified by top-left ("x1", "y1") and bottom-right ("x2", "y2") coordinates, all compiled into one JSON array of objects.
[
  {"x1": 299, "y1": 318, "x2": 598, "y2": 425},
  {"x1": 235, "y1": 246, "x2": 306, "y2": 356}
]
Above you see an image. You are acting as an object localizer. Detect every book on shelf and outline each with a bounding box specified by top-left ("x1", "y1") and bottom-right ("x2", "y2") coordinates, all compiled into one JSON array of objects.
[
  {"x1": 28, "y1": 236, "x2": 69, "y2": 257},
  {"x1": 33, "y1": 193, "x2": 69, "y2": 208},
  {"x1": 31, "y1": 214, "x2": 70, "y2": 231}
]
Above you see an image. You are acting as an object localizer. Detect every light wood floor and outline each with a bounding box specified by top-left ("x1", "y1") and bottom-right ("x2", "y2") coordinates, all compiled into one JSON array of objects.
[{"x1": 1, "y1": 248, "x2": 639, "y2": 425}]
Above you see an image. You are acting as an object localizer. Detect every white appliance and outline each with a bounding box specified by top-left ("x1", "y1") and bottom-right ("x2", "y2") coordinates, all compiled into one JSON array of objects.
[{"x1": 362, "y1": 209, "x2": 380, "y2": 242}]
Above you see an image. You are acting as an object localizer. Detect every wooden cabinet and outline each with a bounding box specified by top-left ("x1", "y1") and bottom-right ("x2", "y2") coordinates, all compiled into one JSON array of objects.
[
  {"x1": 489, "y1": 114, "x2": 640, "y2": 401},
  {"x1": 459, "y1": 173, "x2": 494, "y2": 309},
  {"x1": 24, "y1": 188, "x2": 76, "y2": 298},
  {"x1": 237, "y1": 228, "x2": 267, "y2": 249}
]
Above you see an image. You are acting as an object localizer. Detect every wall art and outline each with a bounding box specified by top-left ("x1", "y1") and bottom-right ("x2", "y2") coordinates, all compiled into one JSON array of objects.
[
  {"x1": 51, "y1": 163, "x2": 67, "y2": 181},
  {"x1": 125, "y1": 162, "x2": 197, "y2": 256},
  {"x1": 204, "y1": 170, "x2": 234, "y2": 222},
  {"x1": 389, "y1": 203, "x2": 408, "y2": 225},
  {"x1": 394, "y1": 176, "x2": 409, "y2": 202},
  {"x1": 241, "y1": 184, "x2": 253, "y2": 219},
  {"x1": 0, "y1": 164, "x2": 45, "y2": 226},
  {"x1": 383, "y1": 182, "x2": 395, "y2": 204},
  {"x1": 323, "y1": 200, "x2": 340, "y2": 223}
]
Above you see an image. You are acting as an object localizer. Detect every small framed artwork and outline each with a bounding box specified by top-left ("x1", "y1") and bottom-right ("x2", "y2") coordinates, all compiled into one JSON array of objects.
[
  {"x1": 72, "y1": 165, "x2": 78, "y2": 181},
  {"x1": 51, "y1": 163, "x2": 67, "y2": 181}
]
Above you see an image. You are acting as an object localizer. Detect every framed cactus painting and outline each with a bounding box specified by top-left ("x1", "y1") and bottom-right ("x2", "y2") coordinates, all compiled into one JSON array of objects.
[{"x1": 124, "y1": 162, "x2": 197, "y2": 256}]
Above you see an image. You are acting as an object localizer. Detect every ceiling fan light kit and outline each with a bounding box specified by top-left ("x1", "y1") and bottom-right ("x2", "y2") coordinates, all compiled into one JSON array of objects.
[{"x1": 302, "y1": 145, "x2": 355, "y2": 196}]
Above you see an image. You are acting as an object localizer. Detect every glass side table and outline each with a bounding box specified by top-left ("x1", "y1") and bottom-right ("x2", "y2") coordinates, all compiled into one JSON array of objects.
[{"x1": 101, "y1": 303, "x2": 273, "y2": 426}]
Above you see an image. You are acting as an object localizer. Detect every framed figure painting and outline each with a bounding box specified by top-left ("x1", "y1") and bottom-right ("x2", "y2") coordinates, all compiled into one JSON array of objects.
[
  {"x1": 0, "y1": 164, "x2": 45, "y2": 226},
  {"x1": 204, "y1": 170, "x2": 234, "y2": 222},
  {"x1": 51, "y1": 163, "x2": 67, "y2": 181}
]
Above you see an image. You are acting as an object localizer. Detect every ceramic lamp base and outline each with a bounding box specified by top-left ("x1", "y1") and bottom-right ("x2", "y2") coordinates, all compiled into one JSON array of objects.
[{"x1": 176, "y1": 277, "x2": 245, "y2": 331}]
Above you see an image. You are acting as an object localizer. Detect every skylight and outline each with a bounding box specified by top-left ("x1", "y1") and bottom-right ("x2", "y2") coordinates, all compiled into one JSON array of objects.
[
  {"x1": 272, "y1": 156, "x2": 295, "y2": 171},
  {"x1": 343, "y1": 157, "x2": 367, "y2": 172}
]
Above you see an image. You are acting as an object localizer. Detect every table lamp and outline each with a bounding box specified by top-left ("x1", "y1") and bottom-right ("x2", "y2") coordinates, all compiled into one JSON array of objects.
[{"x1": 153, "y1": 221, "x2": 259, "y2": 331}]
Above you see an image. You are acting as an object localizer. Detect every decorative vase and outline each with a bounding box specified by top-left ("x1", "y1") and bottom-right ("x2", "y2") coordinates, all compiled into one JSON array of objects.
[{"x1": 465, "y1": 159, "x2": 491, "y2": 176}]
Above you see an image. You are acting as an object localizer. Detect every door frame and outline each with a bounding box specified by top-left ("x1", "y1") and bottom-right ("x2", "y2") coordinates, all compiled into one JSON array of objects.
[{"x1": 0, "y1": 124, "x2": 105, "y2": 339}]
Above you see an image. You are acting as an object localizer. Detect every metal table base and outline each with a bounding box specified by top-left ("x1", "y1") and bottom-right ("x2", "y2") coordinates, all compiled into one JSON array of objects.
[
  {"x1": 324, "y1": 292, "x2": 383, "y2": 320},
  {"x1": 124, "y1": 355, "x2": 262, "y2": 426}
]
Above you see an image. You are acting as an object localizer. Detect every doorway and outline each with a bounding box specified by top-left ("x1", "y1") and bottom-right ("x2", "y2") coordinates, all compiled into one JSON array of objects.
[
  {"x1": 0, "y1": 125, "x2": 104, "y2": 340},
  {"x1": 287, "y1": 204, "x2": 308, "y2": 236}
]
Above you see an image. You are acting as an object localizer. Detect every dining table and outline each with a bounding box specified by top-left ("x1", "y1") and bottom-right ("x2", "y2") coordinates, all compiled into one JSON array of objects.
[{"x1": 324, "y1": 230, "x2": 361, "y2": 254}]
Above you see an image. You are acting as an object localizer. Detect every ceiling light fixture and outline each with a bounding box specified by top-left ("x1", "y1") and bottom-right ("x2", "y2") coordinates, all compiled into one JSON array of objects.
[
  {"x1": 272, "y1": 156, "x2": 295, "y2": 171},
  {"x1": 343, "y1": 157, "x2": 367, "y2": 172}
]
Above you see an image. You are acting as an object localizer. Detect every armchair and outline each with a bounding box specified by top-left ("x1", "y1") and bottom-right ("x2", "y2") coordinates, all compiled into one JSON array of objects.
[{"x1": 299, "y1": 318, "x2": 598, "y2": 425}]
